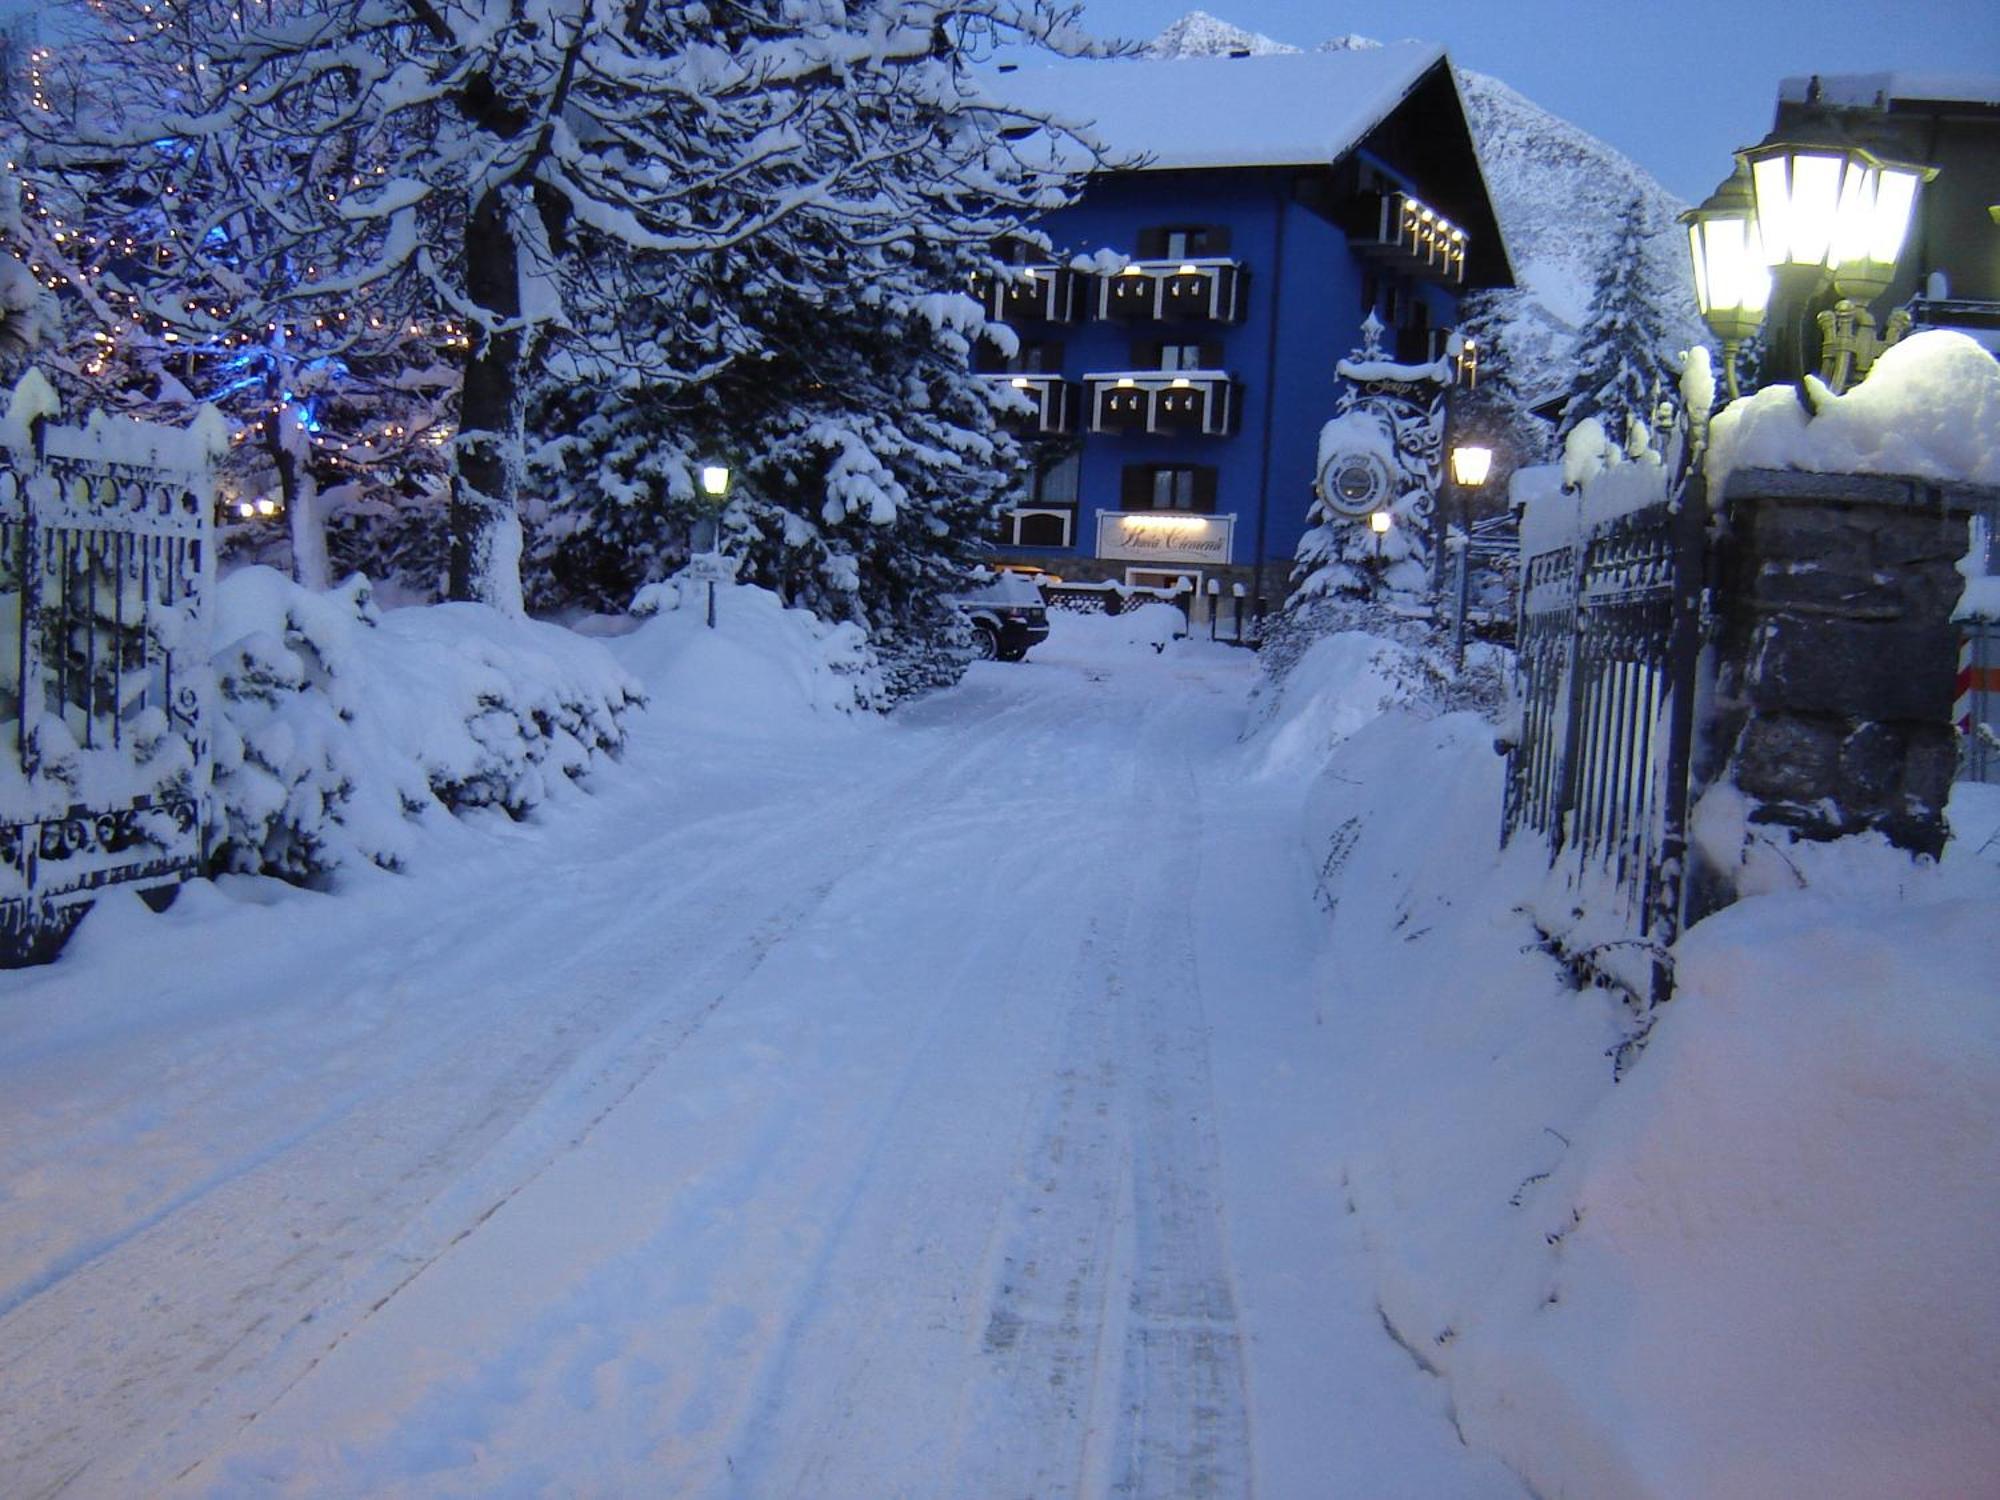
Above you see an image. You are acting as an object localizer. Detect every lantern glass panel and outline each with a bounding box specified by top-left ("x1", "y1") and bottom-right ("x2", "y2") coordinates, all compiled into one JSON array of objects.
[
  {"x1": 1754, "y1": 150, "x2": 1850, "y2": 267},
  {"x1": 1690, "y1": 217, "x2": 1771, "y2": 316}
]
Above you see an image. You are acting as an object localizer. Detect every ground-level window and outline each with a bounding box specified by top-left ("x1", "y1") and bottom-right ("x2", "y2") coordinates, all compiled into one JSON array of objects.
[{"x1": 1009, "y1": 509, "x2": 1074, "y2": 548}]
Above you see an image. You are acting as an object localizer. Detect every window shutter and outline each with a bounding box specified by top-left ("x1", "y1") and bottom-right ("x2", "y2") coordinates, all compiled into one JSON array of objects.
[
  {"x1": 1199, "y1": 341, "x2": 1224, "y2": 370},
  {"x1": 1135, "y1": 227, "x2": 1167, "y2": 259},
  {"x1": 1201, "y1": 224, "x2": 1231, "y2": 256},
  {"x1": 1194, "y1": 466, "x2": 1219, "y2": 513},
  {"x1": 1121, "y1": 465, "x2": 1152, "y2": 510},
  {"x1": 1130, "y1": 338, "x2": 1158, "y2": 369}
]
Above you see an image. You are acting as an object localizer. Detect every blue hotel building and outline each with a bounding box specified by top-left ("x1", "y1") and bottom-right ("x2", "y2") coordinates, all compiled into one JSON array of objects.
[{"x1": 982, "y1": 45, "x2": 1515, "y2": 611}]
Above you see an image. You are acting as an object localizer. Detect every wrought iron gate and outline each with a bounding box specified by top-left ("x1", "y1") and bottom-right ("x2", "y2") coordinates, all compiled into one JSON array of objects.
[
  {"x1": 2, "y1": 395, "x2": 217, "y2": 964},
  {"x1": 1504, "y1": 432, "x2": 1706, "y2": 1004}
]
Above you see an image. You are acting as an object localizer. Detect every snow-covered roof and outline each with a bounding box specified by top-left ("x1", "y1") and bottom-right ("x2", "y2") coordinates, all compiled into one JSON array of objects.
[
  {"x1": 1777, "y1": 73, "x2": 2000, "y2": 109},
  {"x1": 989, "y1": 42, "x2": 1446, "y2": 172}
]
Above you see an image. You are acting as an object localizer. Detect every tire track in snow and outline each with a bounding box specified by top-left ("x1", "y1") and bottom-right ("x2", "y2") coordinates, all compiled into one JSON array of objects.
[
  {"x1": 1105, "y1": 709, "x2": 1253, "y2": 1499},
  {"x1": 932, "y1": 686, "x2": 1253, "y2": 1499},
  {"x1": 151, "y1": 675, "x2": 1105, "y2": 1497},
  {"x1": 0, "y1": 687, "x2": 1049, "y2": 1498},
  {"x1": 686, "y1": 677, "x2": 1144, "y2": 1497}
]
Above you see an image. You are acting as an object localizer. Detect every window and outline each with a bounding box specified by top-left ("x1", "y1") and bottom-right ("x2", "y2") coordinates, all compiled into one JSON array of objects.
[
  {"x1": 979, "y1": 340, "x2": 1064, "y2": 375},
  {"x1": 1153, "y1": 468, "x2": 1197, "y2": 510},
  {"x1": 1135, "y1": 224, "x2": 1232, "y2": 260},
  {"x1": 1010, "y1": 510, "x2": 1073, "y2": 548},
  {"x1": 1121, "y1": 463, "x2": 1217, "y2": 513},
  {"x1": 1132, "y1": 340, "x2": 1222, "y2": 371},
  {"x1": 1014, "y1": 340, "x2": 1062, "y2": 374},
  {"x1": 1032, "y1": 449, "x2": 1081, "y2": 506}
]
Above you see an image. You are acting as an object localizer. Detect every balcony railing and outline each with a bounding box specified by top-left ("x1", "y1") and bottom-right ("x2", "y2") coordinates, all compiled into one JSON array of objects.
[
  {"x1": 981, "y1": 373, "x2": 1076, "y2": 435},
  {"x1": 1083, "y1": 370, "x2": 1236, "y2": 437},
  {"x1": 1093, "y1": 259, "x2": 1246, "y2": 324},
  {"x1": 1352, "y1": 191, "x2": 1467, "y2": 286},
  {"x1": 974, "y1": 264, "x2": 1084, "y2": 324}
]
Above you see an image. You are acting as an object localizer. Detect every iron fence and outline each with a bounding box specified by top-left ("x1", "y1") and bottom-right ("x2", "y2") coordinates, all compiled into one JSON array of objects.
[
  {"x1": 2, "y1": 405, "x2": 215, "y2": 964},
  {"x1": 1504, "y1": 431, "x2": 1705, "y2": 1004}
]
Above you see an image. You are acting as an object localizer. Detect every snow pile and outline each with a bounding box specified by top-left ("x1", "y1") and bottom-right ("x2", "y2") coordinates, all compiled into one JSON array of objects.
[
  {"x1": 211, "y1": 568, "x2": 640, "y2": 882},
  {"x1": 1449, "y1": 860, "x2": 2000, "y2": 1500},
  {"x1": 1708, "y1": 330, "x2": 2000, "y2": 491},
  {"x1": 1033, "y1": 599, "x2": 1187, "y2": 663},
  {"x1": 1288, "y1": 688, "x2": 2000, "y2": 1500},
  {"x1": 621, "y1": 576, "x2": 886, "y2": 723},
  {"x1": 1245, "y1": 630, "x2": 1448, "y2": 778}
]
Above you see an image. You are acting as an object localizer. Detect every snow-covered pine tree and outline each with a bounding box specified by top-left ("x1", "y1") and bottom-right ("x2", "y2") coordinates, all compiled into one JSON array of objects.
[
  {"x1": 524, "y1": 12, "x2": 1099, "y2": 686},
  {"x1": 24, "y1": 0, "x2": 1102, "y2": 617},
  {"x1": 1447, "y1": 287, "x2": 1554, "y2": 502},
  {"x1": 528, "y1": 231, "x2": 1046, "y2": 698},
  {"x1": 1558, "y1": 195, "x2": 1681, "y2": 444}
]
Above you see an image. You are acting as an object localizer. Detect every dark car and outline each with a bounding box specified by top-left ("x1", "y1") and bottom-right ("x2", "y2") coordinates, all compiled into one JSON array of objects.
[{"x1": 953, "y1": 573, "x2": 1050, "y2": 662}]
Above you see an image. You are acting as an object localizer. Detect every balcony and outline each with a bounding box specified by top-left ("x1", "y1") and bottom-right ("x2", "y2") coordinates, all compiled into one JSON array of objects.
[
  {"x1": 1351, "y1": 191, "x2": 1467, "y2": 286},
  {"x1": 981, "y1": 373, "x2": 1076, "y2": 435},
  {"x1": 1093, "y1": 259, "x2": 1246, "y2": 324},
  {"x1": 973, "y1": 264, "x2": 1084, "y2": 324},
  {"x1": 1083, "y1": 370, "x2": 1236, "y2": 437}
]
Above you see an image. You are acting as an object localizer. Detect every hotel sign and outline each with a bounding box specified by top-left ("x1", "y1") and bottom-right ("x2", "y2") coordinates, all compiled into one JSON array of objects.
[{"x1": 1096, "y1": 511, "x2": 1235, "y2": 565}]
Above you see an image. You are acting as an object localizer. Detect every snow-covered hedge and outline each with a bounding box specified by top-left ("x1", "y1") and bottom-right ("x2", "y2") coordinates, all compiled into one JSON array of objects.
[{"x1": 211, "y1": 567, "x2": 641, "y2": 883}]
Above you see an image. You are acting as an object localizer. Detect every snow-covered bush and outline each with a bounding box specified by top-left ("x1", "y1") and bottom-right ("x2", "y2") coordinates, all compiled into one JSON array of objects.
[
  {"x1": 210, "y1": 567, "x2": 641, "y2": 884},
  {"x1": 625, "y1": 577, "x2": 888, "y2": 719}
]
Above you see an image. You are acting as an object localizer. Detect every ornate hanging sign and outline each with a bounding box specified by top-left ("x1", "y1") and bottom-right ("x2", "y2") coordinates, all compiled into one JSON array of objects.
[{"x1": 1307, "y1": 311, "x2": 1451, "y2": 593}]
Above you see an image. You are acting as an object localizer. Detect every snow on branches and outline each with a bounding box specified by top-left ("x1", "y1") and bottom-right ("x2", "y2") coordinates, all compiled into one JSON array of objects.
[{"x1": 13, "y1": 0, "x2": 1106, "y2": 618}]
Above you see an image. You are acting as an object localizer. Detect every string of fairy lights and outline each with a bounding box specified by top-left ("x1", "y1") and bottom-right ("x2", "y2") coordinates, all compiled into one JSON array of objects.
[{"x1": 8, "y1": 3, "x2": 473, "y2": 514}]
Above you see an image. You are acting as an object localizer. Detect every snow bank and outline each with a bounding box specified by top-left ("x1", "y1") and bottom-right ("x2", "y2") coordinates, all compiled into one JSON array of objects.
[
  {"x1": 211, "y1": 568, "x2": 641, "y2": 882},
  {"x1": 1708, "y1": 330, "x2": 2000, "y2": 492},
  {"x1": 1450, "y1": 865, "x2": 2000, "y2": 1500},
  {"x1": 620, "y1": 577, "x2": 885, "y2": 723},
  {"x1": 1297, "y1": 679, "x2": 2000, "y2": 1499},
  {"x1": 1244, "y1": 630, "x2": 1441, "y2": 778}
]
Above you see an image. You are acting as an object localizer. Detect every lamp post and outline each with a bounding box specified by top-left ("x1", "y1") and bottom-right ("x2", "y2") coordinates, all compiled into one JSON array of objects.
[
  {"x1": 1448, "y1": 445, "x2": 1492, "y2": 671},
  {"x1": 1728, "y1": 87, "x2": 1933, "y2": 394},
  {"x1": 689, "y1": 459, "x2": 735, "y2": 630},
  {"x1": 1681, "y1": 162, "x2": 1772, "y2": 401},
  {"x1": 1368, "y1": 507, "x2": 1392, "y2": 597}
]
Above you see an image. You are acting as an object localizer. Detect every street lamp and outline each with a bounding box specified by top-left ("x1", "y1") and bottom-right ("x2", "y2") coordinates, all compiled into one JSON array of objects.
[
  {"x1": 1732, "y1": 88, "x2": 1933, "y2": 392},
  {"x1": 689, "y1": 458, "x2": 736, "y2": 629},
  {"x1": 1680, "y1": 162, "x2": 1771, "y2": 400},
  {"x1": 1449, "y1": 445, "x2": 1493, "y2": 490},
  {"x1": 1447, "y1": 446, "x2": 1492, "y2": 671}
]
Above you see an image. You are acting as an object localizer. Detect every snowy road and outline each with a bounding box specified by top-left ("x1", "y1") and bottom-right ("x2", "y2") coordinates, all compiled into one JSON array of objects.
[{"x1": 0, "y1": 623, "x2": 1521, "y2": 1498}]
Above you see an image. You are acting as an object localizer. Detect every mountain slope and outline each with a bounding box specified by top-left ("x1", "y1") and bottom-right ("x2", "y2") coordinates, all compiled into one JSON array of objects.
[{"x1": 1140, "y1": 12, "x2": 1705, "y2": 403}]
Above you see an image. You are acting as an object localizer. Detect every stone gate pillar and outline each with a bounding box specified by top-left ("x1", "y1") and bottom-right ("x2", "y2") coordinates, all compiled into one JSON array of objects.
[{"x1": 1709, "y1": 467, "x2": 1983, "y2": 858}]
